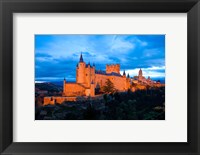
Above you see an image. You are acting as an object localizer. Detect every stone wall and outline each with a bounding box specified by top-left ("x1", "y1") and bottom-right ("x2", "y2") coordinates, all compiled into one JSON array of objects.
[
  {"x1": 95, "y1": 74, "x2": 130, "y2": 91},
  {"x1": 43, "y1": 96, "x2": 77, "y2": 105},
  {"x1": 63, "y1": 83, "x2": 86, "y2": 97}
]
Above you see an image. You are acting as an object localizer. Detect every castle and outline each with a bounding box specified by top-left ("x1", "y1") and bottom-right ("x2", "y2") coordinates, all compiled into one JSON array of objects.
[
  {"x1": 63, "y1": 53, "x2": 132, "y2": 97},
  {"x1": 43, "y1": 54, "x2": 158, "y2": 105}
]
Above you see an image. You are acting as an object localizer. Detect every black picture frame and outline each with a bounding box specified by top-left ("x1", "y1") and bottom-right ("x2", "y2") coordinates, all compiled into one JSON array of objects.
[{"x1": 0, "y1": 0, "x2": 200, "y2": 154}]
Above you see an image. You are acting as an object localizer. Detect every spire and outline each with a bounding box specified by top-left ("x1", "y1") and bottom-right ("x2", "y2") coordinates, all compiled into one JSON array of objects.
[
  {"x1": 79, "y1": 53, "x2": 84, "y2": 62},
  {"x1": 127, "y1": 73, "x2": 130, "y2": 78},
  {"x1": 123, "y1": 70, "x2": 126, "y2": 76},
  {"x1": 139, "y1": 68, "x2": 143, "y2": 76},
  {"x1": 87, "y1": 62, "x2": 90, "y2": 68}
]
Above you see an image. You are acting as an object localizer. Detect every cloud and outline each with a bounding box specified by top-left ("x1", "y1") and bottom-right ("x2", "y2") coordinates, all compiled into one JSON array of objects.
[
  {"x1": 35, "y1": 35, "x2": 165, "y2": 81},
  {"x1": 130, "y1": 36, "x2": 148, "y2": 47},
  {"x1": 143, "y1": 48, "x2": 160, "y2": 57},
  {"x1": 35, "y1": 53, "x2": 52, "y2": 57},
  {"x1": 120, "y1": 66, "x2": 165, "y2": 78},
  {"x1": 36, "y1": 77, "x2": 76, "y2": 81},
  {"x1": 110, "y1": 36, "x2": 135, "y2": 52}
]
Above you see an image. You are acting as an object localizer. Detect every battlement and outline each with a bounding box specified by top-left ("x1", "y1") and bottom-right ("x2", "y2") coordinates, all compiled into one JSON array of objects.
[{"x1": 106, "y1": 64, "x2": 120, "y2": 74}]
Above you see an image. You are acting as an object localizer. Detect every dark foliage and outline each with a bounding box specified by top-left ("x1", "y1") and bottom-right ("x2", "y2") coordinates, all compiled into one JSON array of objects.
[
  {"x1": 35, "y1": 87, "x2": 165, "y2": 120},
  {"x1": 102, "y1": 79, "x2": 115, "y2": 93},
  {"x1": 35, "y1": 83, "x2": 62, "y2": 93}
]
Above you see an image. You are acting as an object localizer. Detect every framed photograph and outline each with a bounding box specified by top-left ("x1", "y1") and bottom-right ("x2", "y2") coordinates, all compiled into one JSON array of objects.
[
  {"x1": 35, "y1": 34, "x2": 165, "y2": 121},
  {"x1": 0, "y1": 0, "x2": 200, "y2": 154}
]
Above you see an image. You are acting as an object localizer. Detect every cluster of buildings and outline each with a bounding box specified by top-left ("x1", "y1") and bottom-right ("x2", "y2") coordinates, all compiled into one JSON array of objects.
[{"x1": 43, "y1": 54, "x2": 162, "y2": 105}]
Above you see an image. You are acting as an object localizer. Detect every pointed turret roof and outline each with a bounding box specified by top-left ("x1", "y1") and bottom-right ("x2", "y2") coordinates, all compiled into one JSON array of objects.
[
  {"x1": 127, "y1": 73, "x2": 130, "y2": 78},
  {"x1": 123, "y1": 70, "x2": 126, "y2": 76},
  {"x1": 79, "y1": 53, "x2": 84, "y2": 62}
]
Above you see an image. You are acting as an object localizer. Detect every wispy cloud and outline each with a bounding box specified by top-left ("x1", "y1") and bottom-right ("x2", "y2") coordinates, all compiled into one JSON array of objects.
[
  {"x1": 110, "y1": 35, "x2": 135, "y2": 52},
  {"x1": 35, "y1": 35, "x2": 165, "y2": 81}
]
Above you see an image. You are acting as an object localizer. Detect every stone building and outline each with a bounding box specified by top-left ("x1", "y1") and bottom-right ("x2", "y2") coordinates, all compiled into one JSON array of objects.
[
  {"x1": 43, "y1": 54, "x2": 163, "y2": 105},
  {"x1": 63, "y1": 53, "x2": 131, "y2": 97}
]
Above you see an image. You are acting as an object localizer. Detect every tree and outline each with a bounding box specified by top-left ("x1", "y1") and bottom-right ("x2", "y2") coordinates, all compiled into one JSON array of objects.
[
  {"x1": 84, "y1": 103, "x2": 96, "y2": 120},
  {"x1": 103, "y1": 79, "x2": 115, "y2": 93}
]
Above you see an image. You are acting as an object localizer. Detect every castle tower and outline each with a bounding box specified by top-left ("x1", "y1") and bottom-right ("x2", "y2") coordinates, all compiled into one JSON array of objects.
[
  {"x1": 76, "y1": 53, "x2": 86, "y2": 84},
  {"x1": 106, "y1": 64, "x2": 120, "y2": 74},
  {"x1": 138, "y1": 68, "x2": 143, "y2": 77},
  {"x1": 85, "y1": 62, "x2": 91, "y2": 87},
  {"x1": 85, "y1": 62, "x2": 95, "y2": 88},
  {"x1": 90, "y1": 64, "x2": 95, "y2": 87},
  {"x1": 82, "y1": 61, "x2": 96, "y2": 88},
  {"x1": 126, "y1": 73, "x2": 131, "y2": 89},
  {"x1": 90, "y1": 80, "x2": 95, "y2": 97}
]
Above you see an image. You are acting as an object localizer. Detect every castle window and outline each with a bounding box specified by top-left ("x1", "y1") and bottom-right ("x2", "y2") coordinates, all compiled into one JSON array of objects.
[{"x1": 86, "y1": 74, "x2": 87, "y2": 76}]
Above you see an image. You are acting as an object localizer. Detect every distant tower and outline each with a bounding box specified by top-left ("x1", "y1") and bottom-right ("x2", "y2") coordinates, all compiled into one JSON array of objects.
[
  {"x1": 127, "y1": 73, "x2": 130, "y2": 78},
  {"x1": 138, "y1": 68, "x2": 143, "y2": 77},
  {"x1": 76, "y1": 53, "x2": 86, "y2": 84}
]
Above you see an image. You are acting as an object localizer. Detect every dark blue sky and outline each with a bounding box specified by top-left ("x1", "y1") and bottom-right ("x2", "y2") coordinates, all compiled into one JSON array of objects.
[{"x1": 35, "y1": 35, "x2": 165, "y2": 82}]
